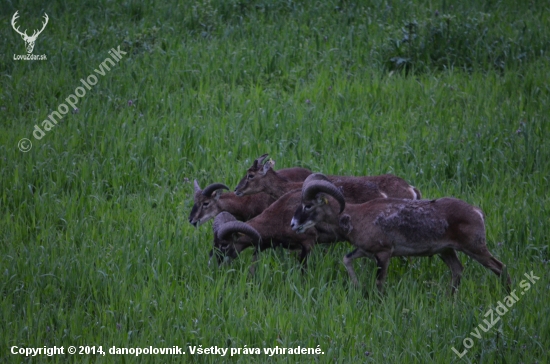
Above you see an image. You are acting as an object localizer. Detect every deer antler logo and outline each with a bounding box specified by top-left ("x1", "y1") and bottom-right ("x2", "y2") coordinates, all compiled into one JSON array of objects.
[{"x1": 11, "y1": 11, "x2": 49, "y2": 54}]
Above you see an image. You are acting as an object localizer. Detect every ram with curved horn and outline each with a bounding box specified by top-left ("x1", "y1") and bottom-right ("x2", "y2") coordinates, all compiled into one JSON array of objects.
[
  {"x1": 234, "y1": 154, "x2": 421, "y2": 202},
  {"x1": 188, "y1": 180, "x2": 274, "y2": 227},
  {"x1": 189, "y1": 162, "x2": 313, "y2": 226},
  {"x1": 210, "y1": 218, "x2": 263, "y2": 267},
  {"x1": 210, "y1": 188, "x2": 346, "y2": 273},
  {"x1": 291, "y1": 176, "x2": 511, "y2": 294}
]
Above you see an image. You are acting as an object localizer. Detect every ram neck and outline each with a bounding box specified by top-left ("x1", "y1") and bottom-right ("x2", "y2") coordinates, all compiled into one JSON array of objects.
[
  {"x1": 218, "y1": 194, "x2": 253, "y2": 221},
  {"x1": 264, "y1": 178, "x2": 302, "y2": 199},
  {"x1": 315, "y1": 221, "x2": 347, "y2": 242},
  {"x1": 341, "y1": 204, "x2": 369, "y2": 241}
]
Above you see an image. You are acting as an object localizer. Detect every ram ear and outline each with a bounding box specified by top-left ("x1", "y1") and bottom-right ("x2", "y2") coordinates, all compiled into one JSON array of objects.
[
  {"x1": 252, "y1": 154, "x2": 269, "y2": 169},
  {"x1": 194, "y1": 180, "x2": 201, "y2": 194},
  {"x1": 339, "y1": 214, "x2": 353, "y2": 235},
  {"x1": 260, "y1": 159, "x2": 275, "y2": 175}
]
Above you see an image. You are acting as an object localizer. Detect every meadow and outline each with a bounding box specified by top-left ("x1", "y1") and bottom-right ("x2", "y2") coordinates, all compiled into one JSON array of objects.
[{"x1": 1, "y1": 0, "x2": 549, "y2": 362}]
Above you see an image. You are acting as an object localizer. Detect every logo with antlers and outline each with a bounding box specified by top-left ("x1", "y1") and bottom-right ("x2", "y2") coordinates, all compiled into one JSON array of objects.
[{"x1": 11, "y1": 11, "x2": 49, "y2": 54}]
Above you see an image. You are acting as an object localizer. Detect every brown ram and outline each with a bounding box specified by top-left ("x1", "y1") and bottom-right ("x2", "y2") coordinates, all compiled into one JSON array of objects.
[
  {"x1": 189, "y1": 181, "x2": 273, "y2": 226},
  {"x1": 290, "y1": 176, "x2": 511, "y2": 294},
  {"x1": 189, "y1": 159, "x2": 312, "y2": 226},
  {"x1": 211, "y1": 188, "x2": 346, "y2": 272},
  {"x1": 234, "y1": 154, "x2": 421, "y2": 202}
]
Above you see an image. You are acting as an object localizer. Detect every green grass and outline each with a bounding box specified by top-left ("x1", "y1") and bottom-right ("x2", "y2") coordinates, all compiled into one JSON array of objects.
[{"x1": 1, "y1": 0, "x2": 549, "y2": 362}]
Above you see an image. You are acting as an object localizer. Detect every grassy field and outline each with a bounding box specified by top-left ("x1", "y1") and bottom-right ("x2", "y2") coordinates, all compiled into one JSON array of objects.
[{"x1": 1, "y1": 0, "x2": 549, "y2": 362}]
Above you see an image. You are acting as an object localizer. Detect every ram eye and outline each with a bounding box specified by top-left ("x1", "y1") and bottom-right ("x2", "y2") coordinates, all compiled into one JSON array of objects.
[
  {"x1": 247, "y1": 174, "x2": 254, "y2": 179},
  {"x1": 304, "y1": 204, "x2": 312, "y2": 210},
  {"x1": 202, "y1": 202, "x2": 209, "y2": 207}
]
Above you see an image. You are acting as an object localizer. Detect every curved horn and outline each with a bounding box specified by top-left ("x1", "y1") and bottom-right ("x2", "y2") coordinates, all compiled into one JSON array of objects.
[
  {"x1": 213, "y1": 212, "x2": 237, "y2": 233},
  {"x1": 202, "y1": 183, "x2": 230, "y2": 197},
  {"x1": 217, "y1": 221, "x2": 262, "y2": 244},
  {"x1": 303, "y1": 173, "x2": 330, "y2": 186},
  {"x1": 302, "y1": 180, "x2": 346, "y2": 213},
  {"x1": 252, "y1": 153, "x2": 269, "y2": 168}
]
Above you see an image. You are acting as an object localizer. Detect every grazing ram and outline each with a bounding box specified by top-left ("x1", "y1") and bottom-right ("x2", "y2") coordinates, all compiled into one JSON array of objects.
[
  {"x1": 290, "y1": 176, "x2": 511, "y2": 294},
  {"x1": 210, "y1": 188, "x2": 347, "y2": 272}
]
